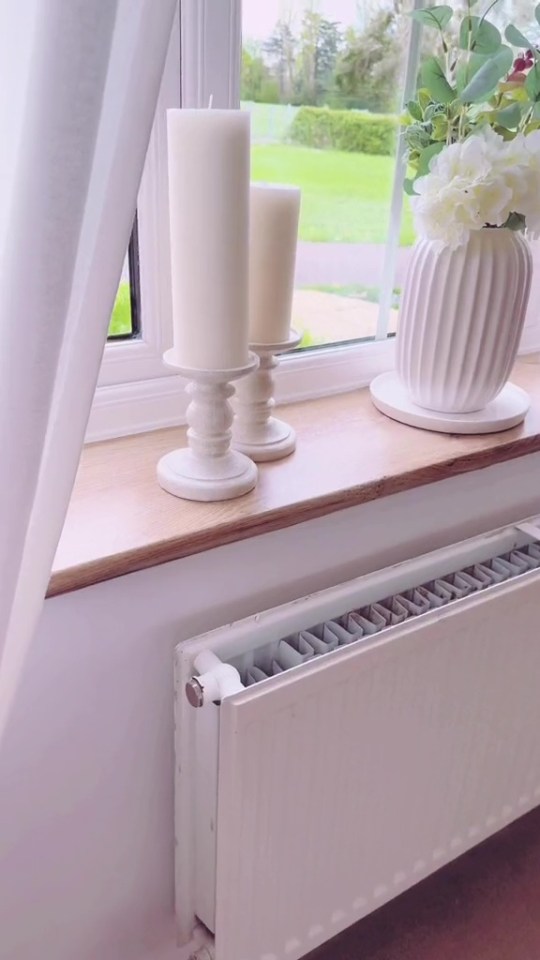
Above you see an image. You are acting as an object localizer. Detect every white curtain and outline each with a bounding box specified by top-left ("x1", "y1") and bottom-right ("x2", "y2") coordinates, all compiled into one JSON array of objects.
[{"x1": 0, "y1": 0, "x2": 177, "y2": 731}]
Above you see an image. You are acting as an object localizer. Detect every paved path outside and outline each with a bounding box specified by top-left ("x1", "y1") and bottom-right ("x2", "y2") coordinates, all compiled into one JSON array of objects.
[
  {"x1": 122, "y1": 241, "x2": 409, "y2": 291},
  {"x1": 295, "y1": 242, "x2": 413, "y2": 289},
  {"x1": 292, "y1": 290, "x2": 397, "y2": 345}
]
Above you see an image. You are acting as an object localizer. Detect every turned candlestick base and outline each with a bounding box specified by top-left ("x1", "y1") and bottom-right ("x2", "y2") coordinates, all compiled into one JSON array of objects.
[
  {"x1": 157, "y1": 350, "x2": 259, "y2": 502},
  {"x1": 232, "y1": 331, "x2": 301, "y2": 462}
]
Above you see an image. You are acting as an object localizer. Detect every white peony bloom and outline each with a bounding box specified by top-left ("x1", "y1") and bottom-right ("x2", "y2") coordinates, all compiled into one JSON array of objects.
[
  {"x1": 410, "y1": 128, "x2": 540, "y2": 248},
  {"x1": 413, "y1": 179, "x2": 481, "y2": 250},
  {"x1": 468, "y1": 176, "x2": 514, "y2": 227},
  {"x1": 434, "y1": 135, "x2": 492, "y2": 183}
]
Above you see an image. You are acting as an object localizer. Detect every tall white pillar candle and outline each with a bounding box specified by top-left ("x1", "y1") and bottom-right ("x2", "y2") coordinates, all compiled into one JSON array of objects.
[
  {"x1": 248, "y1": 183, "x2": 301, "y2": 345},
  {"x1": 167, "y1": 109, "x2": 250, "y2": 370}
]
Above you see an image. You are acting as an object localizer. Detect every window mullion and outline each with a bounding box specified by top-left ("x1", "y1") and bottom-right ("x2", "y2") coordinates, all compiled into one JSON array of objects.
[
  {"x1": 181, "y1": 0, "x2": 241, "y2": 109},
  {"x1": 376, "y1": 0, "x2": 425, "y2": 341}
]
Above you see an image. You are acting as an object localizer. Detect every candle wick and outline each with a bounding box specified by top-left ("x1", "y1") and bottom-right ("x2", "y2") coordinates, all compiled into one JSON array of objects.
[{"x1": 208, "y1": 94, "x2": 214, "y2": 109}]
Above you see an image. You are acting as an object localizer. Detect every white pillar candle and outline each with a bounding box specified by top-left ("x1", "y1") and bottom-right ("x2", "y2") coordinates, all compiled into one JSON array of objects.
[
  {"x1": 248, "y1": 183, "x2": 301, "y2": 345},
  {"x1": 167, "y1": 109, "x2": 250, "y2": 370}
]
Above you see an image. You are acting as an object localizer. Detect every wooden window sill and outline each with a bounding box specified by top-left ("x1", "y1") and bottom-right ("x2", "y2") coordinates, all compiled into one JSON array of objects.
[{"x1": 50, "y1": 356, "x2": 540, "y2": 597}]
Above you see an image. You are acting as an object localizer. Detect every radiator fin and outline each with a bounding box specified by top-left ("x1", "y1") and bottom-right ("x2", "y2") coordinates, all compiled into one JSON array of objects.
[{"x1": 242, "y1": 544, "x2": 540, "y2": 685}]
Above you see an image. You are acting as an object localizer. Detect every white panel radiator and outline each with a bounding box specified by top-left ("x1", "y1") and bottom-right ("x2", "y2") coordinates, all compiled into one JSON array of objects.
[{"x1": 175, "y1": 519, "x2": 540, "y2": 960}]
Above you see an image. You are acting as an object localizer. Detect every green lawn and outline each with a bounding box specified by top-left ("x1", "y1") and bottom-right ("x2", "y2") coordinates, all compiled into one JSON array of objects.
[
  {"x1": 108, "y1": 281, "x2": 132, "y2": 337},
  {"x1": 251, "y1": 144, "x2": 414, "y2": 246}
]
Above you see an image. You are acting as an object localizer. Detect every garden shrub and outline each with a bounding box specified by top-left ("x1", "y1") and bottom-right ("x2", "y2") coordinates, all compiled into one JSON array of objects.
[{"x1": 289, "y1": 106, "x2": 397, "y2": 156}]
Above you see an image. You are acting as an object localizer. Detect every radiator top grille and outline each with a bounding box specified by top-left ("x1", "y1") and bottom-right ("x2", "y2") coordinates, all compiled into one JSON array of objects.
[{"x1": 238, "y1": 542, "x2": 540, "y2": 687}]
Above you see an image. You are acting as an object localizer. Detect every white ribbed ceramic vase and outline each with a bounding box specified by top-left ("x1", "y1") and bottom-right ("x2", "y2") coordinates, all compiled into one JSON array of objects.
[{"x1": 396, "y1": 229, "x2": 532, "y2": 413}]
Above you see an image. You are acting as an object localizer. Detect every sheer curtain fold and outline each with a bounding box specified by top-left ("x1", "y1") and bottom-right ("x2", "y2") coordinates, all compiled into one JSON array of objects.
[{"x1": 0, "y1": 0, "x2": 177, "y2": 732}]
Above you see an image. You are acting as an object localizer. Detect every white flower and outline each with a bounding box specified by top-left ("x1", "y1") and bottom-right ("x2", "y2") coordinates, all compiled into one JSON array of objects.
[
  {"x1": 412, "y1": 182, "x2": 480, "y2": 250},
  {"x1": 436, "y1": 133, "x2": 492, "y2": 183},
  {"x1": 468, "y1": 176, "x2": 514, "y2": 227},
  {"x1": 410, "y1": 128, "x2": 540, "y2": 248}
]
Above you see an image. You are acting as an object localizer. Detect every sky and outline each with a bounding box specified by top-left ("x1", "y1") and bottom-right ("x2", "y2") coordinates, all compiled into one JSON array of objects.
[{"x1": 242, "y1": 0, "x2": 364, "y2": 42}]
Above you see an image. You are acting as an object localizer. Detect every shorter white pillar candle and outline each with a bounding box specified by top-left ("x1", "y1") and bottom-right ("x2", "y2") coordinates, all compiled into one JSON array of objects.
[{"x1": 248, "y1": 183, "x2": 301, "y2": 345}]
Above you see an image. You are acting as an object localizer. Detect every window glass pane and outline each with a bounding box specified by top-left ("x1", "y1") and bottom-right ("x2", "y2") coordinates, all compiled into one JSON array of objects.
[
  {"x1": 242, "y1": 0, "x2": 415, "y2": 351},
  {"x1": 107, "y1": 220, "x2": 141, "y2": 340}
]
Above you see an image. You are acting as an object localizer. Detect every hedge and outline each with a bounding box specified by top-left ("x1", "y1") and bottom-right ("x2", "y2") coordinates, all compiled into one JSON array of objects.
[{"x1": 289, "y1": 106, "x2": 398, "y2": 156}]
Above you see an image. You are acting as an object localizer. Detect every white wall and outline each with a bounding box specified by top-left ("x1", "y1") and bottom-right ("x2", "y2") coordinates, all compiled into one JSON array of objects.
[{"x1": 1, "y1": 454, "x2": 539, "y2": 960}]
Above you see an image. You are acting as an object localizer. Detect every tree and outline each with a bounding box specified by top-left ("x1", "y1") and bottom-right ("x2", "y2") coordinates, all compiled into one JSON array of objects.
[
  {"x1": 315, "y1": 18, "x2": 342, "y2": 101},
  {"x1": 263, "y1": 19, "x2": 296, "y2": 102},
  {"x1": 334, "y1": 9, "x2": 402, "y2": 113},
  {"x1": 297, "y1": 12, "x2": 342, "y2": 105},
  {"x1": 241, "y1": 47, "x2": 279, "y2": 103},
  {"x1": 298, "y1": 10, "x2": 320, "y2": 104}
]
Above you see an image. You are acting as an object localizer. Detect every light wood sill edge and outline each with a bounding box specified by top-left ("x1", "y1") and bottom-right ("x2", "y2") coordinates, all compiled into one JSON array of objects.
[{"x1": 49, "y1": 358, "x2": 540, "y2": 598}]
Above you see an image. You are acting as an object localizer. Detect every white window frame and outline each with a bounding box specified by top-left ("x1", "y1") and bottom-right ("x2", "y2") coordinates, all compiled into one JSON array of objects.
[{"x1": 88, "y1": 0, "x2": 540, "y2": 442}]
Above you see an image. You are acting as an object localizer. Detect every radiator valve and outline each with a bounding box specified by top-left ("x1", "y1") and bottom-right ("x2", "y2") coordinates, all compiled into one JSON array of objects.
[{"x1": 185, "y1": 650, "x2": 244, "y2": 707}]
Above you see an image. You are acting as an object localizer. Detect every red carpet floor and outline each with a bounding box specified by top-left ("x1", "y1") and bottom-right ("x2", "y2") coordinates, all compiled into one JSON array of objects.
[{"x1": 308, "y1": 807, "x2": 540, "y2": 960}]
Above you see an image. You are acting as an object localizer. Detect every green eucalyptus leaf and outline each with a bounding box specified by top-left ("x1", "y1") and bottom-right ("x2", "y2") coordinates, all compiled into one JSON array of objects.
[
  {"x1": 417, "y1": 88, "x2": 432, "y2": 112},
  {"x1": 406, "y1": 99, "x2": 423, "y2": 121},
  {"x1": 431, "y1": 115, "x2": 449, "y2": 140},
  {"x1": 459, "y1": 16, "x2": 501, "y2": 55},
  {"x1": 411, "y1": 5, "x2": 453, "y2": 30},
  {"x1": 496, "y1": 102, "x2": 522, "y2": 128},
  {"x1": 504, "y1": 212, "x2": 526, "y2": 230},
  {"x1": 448, "y1": 98, "x2": 464, "y2": 118},
  {"x1": 493, "y1": 124, "x2": 516, "y2": 140},
  {"x1": 417, "y1": 141, "x2": 445, "y2": 175},
  {"x1": 505, "y1": 24, "x2": 531, "y2": 48},
  {"x1": 534, "y1": 101, "x2": 540, "y2": 118},
  {"x1": 456, "y1": 52, "x2": 489, "y2": 93},
  {"x1": 421, "y1": 57, "x2": 456, "y2": 104},
  {"x1": 536, "y1": 3, "x2": 540, "y2": 27},
  {"x1": 404, "y1": 123, "x2": 432, "y2": 150},
  {"x1": 403, "y1": 177, "x2": 417, "y2": 196},
  {"x1": 525, "y1": 62, "x2": 540, "y2": 101},
  {"x1": 424, "y1": 102, "x2": 446, "y2": 120},
  {"x1": 460, "y1": 45, "x2": 513, "y2": 102}
]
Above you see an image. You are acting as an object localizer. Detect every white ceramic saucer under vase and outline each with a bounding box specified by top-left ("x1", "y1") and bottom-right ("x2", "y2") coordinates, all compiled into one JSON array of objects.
[
  {"x1": 371, "y1": 228, "x2": 532, "y2": 434},
  {"x1": 370, "y1": 374, "x2": 529, "y2": 434}
]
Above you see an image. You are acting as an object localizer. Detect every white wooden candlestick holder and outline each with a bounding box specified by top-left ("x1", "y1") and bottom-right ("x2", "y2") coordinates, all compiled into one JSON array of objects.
[
  {"x1": 157, "y1": 349, "x2": 259, "y2": 502},
  {"x1": 232, "y1": 330, "x2": 301, "y2": 462}
]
